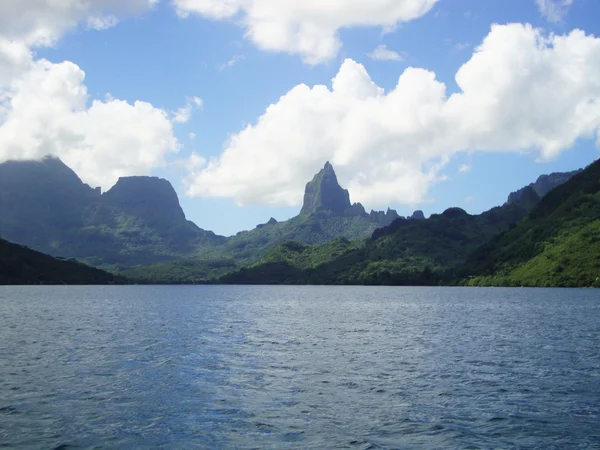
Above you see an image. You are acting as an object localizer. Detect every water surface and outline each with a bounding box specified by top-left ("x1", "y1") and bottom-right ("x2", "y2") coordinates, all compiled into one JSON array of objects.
[{"x1": 1, "y1": 286, "x2": 599, "y2": 448}]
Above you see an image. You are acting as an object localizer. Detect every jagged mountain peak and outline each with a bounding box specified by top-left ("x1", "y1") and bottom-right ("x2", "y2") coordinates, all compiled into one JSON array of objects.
[{"x1": 300, "y1": 162, "x2": 351, "y2": 215}]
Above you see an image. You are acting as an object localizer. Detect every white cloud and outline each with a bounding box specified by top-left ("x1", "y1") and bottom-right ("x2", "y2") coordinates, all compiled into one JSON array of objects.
[
  {"x1": 172, "y1": 152, "x2": 206, "y2": 171},
  {"x1": 368, "y1": 44, "x2": 404, "y2": 61},
  {"x1": 0, "y1": 54, "x2": 179, "y2": 190},
  {"x1": 173, "y1": 0, "x2": 439, "y2": 64},
  {"x1": 189, "y1": 132, "x2": 196, "y2": 140},
  {"x1": 0, "y1": 0, "x2": 157, "y2": 46},
  {"x1": 459, "y1": 164, "x2": 471, "y2": 173},
  {"x1": 87, "y1": 15, "x2": 119, "y2": 31},
  {"x1": 184, "y1": 23, "x2": 600, "y2": 209},
  {"x1": 536, "y1": 0, "x2": 574, "y2": 23},
  {"x1": 219, "y1": 54, "x2": 246, "y2": 70},
  {"x1": 0, "y1": 40, "x2": 32, "y2": 86},
  {"x1": 173, "y1": 96, "x2": 203, "y2": 124},
  {"x1": 0, "y1": 0, "x2": 180, "y2": 191}
]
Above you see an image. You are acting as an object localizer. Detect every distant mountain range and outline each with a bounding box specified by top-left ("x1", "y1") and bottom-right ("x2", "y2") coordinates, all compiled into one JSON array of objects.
[
  {"x1": 2, "y1": 155, "x2": 593, "y2": 285},
  {"x1": 0, "y1": 157, "x2": 412, "y2": 275},
  {"x1": 219, "y1": 165, "x2": 598, "y2": 287}
]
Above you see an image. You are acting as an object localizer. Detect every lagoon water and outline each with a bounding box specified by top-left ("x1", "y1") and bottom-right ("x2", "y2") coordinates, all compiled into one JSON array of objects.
[{"x1": 1, "y1": 286, "x2": 599, "y2": 449}]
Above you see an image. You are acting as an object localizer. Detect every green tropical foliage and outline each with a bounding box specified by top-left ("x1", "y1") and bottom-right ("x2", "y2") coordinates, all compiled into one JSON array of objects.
[
  {"x1": 219, "y1": 200, "x2": 536, "y2": 285},
  {"x1": 462, "y1": 159, "x2": 600, "y2": 288}
]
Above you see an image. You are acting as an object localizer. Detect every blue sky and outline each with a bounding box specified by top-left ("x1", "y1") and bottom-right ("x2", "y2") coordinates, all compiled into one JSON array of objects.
[{"x1": 1, "y1": 0, "x2": 600, "y2": 235}]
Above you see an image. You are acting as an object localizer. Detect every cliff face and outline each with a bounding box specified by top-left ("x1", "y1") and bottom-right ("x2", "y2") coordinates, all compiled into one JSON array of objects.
[
  {"x1": 0, "y1": 156, "x2": 99, "y2": 252},
  {"x1": 300, "y1": 162, "x2": 352, "y2": 215},
  {"x1": 0, "y1": 157, "x2": 223, "y2": 265},
  {"x1": 101, "y1": 176, "x2": 188, "y2": 231}
]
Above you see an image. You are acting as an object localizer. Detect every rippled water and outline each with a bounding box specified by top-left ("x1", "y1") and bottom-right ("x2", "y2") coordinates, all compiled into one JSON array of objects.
[{"x1": 1, "y1": 286, "x2": 599, "y2": 449}]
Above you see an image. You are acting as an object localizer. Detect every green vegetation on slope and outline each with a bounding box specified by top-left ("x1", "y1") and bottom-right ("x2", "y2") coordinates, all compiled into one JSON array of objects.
[
  {"x1": 218, "y1": 237, "x2": 361, "y2": 284},
  {"x1": 2, "y1": 157, "x2": 589, "y2": 286},
  {"x1": 463, "y1": 159, "x2": 600, "y2": 288},
  {"x1": 121, "y1": 258, "x2": 238, "y2": 284},
  {"x1": 219, "y1": 198, "x2": 536, "y2": 285},
  {"x1": 0, "y1": 158, "x2": 396, "y2": 276},
  {"x1": 0, "y1": 238, "x2": 123, "y2": 285}
]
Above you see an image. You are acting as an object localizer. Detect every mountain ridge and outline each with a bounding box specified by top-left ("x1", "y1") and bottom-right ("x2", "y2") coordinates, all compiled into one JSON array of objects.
[
  {"x1": 218, "y1": 163, "x2": 592, "y2": 286},
  {"x1": 0, "y1": 157, "x2": 406, "y2": 271},
  {"x1": 0, "y1": 156, "x2": 587, "y2": 283}
]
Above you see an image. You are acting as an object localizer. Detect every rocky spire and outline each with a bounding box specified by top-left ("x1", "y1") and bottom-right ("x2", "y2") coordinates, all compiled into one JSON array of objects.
[{"x1": 300, "y1": 162, "x2": 351, "y2": 215}]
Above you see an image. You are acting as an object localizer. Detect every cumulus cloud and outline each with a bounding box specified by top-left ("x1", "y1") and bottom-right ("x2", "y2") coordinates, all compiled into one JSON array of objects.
[
  {"x1": 0, "y1": 0, "x2": 157, "y2": 46},
  {"x1": 0, "y1": 54, "x2": 179, "y2": 190},
  {"x1": 459, "y1": 164, "x2": 471, "y2": 173},
  {"x1": 173, "y1": 96, "x2": 203, "y2": 124},
  {"x1": 172, "y1": 152, "x2": 206, "y2": 171},
  {"x1": 173, "y1": 0, "x2": 439, "y2": 64},
  {"x1": 368, "y1": 45, "x2": 404, "y2": 61},
  {"x1": 184, "y1": 23, "x2": 600, "y2": 209},
  {"x1": 0, "y1": 0, "x2": 180, "y2": 191},
  {"x1": 536, "y1": 0, "x2": 574, "y2": 23},
  {"x1": 86, "y1": 15, "x2": 119, "y2": 31}
]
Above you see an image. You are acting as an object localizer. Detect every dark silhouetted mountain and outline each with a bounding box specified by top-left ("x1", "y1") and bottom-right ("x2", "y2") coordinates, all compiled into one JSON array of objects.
[{"x1": 0, "y1": 237, "x2": 122, "y2": 285}]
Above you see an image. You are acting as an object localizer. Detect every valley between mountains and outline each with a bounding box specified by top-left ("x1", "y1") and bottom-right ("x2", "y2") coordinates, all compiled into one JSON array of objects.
[{"x1": 1, "y1": 156, "x2": 598, "y2": 287}]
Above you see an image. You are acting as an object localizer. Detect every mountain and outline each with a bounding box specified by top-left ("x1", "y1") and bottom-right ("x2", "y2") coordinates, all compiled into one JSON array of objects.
[
  {"x1": 1, "y1": 156, "x2": 588, "y2": 285},
  {"x1": 301, "y1": 161, "x2": 352, "y2": 215},
  {"x1": 219, "y1": 196, "x2": 536, "y2": 285},
  {"x1": 198, "y1": 163, "x2": 403, "y2": 260},
  {"x1": 463, "y1": 160, "x2": 600, "y2": 287},
  {"x1": 410, "y1": 210, "x2": 426, "y2": 220},
  {"x1": 219, "y1": 172, "x2": 585, "y2": 285},
  {"x1": 0, "y1": 237, "x2": 122, "y2": 285},
  {"x1": 0, "y1": 157, "x2": 100, "y2": 254},
  {"x1": 506, "y1": 169, "x2": 581, "y2": 204},
  {"x1": 0, "y1": 158, "x2": 402, "y2": 274},
  {"x1": 300, "y1": 161, "x2": 401, "y2": 223},
  {"x1": 0, "y1": 157, "x2": 224, "y2": 267}
]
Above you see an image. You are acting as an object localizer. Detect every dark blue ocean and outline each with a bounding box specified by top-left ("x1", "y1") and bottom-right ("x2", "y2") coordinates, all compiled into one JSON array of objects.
[{"x1": 1, "y1": 286, "x2": 599, "y2": 449}]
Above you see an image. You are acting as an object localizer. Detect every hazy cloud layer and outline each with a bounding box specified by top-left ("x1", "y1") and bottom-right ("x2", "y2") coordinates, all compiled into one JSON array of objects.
[
  {"x1": 173, "y1": 0, "x2": 439, "y2": 64},
  {"x1": 185, "y1": 24, "x2": 600, "y2": 209}
]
